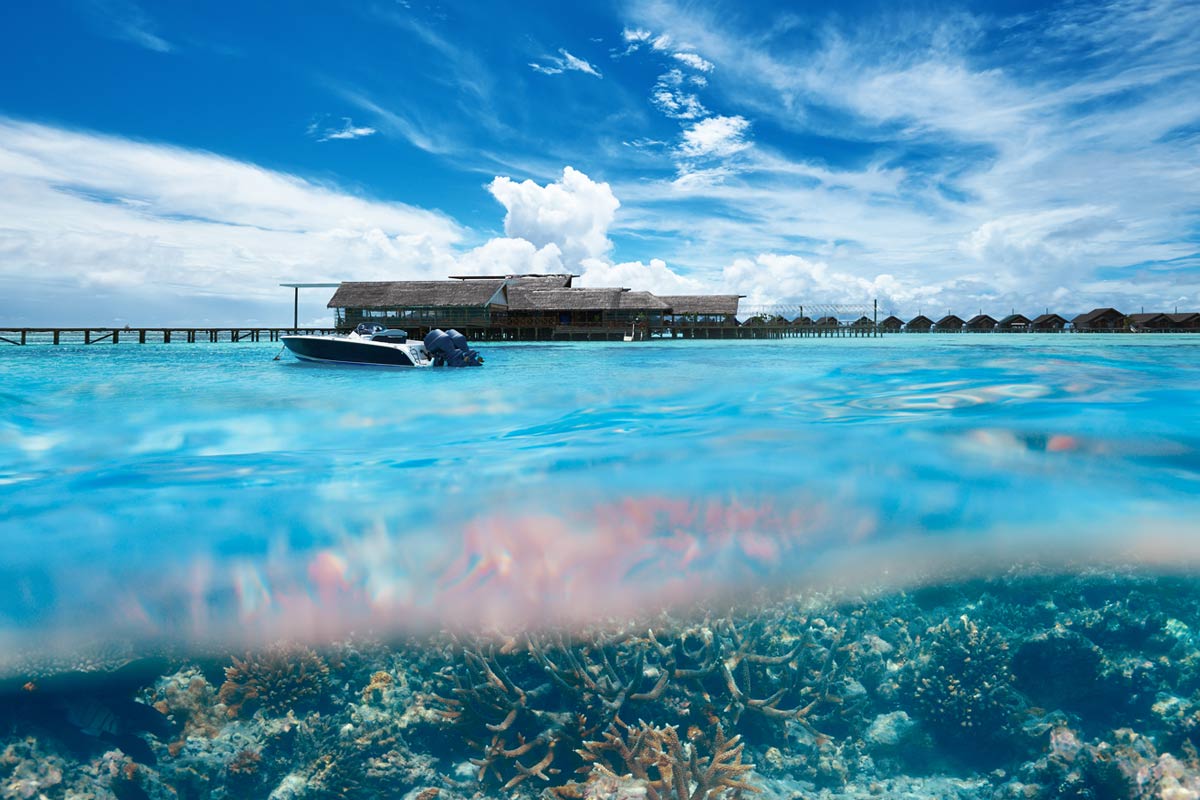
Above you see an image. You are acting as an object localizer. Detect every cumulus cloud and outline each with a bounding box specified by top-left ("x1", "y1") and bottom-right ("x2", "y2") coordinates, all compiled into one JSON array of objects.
[
  {"x1": 678, "y1": 115, "x2": 751, "y2": 159},
  {"x1": 577, "y1": 257, "x2": 705, "y2": 294},
  {"x1": 529, "y1": 48, "x2": 602, "y2": 77},
  {"x1": 722, "y1": 253, "x2": 936, "y2": 311},
  {"x1": 487, "y1": 167, "x2": 620, "y2": 270}
]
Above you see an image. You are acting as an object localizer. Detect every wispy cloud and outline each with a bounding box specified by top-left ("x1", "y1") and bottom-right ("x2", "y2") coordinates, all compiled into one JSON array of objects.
[
  {"x1": 83, "y1": 0, "x2": 172, "y2": 53},
  {"x1": 308, "y1": 117, "x2": 377, "y2": 143},
  {"x1": 610, "y1": 0, "x2": 1200, "y2": 313},
  {"x1": 677, "y1": 115, "x2": 750, "y2": 159},
  {"x1": 530, "y1": 48, "x2": 603, "y2": 78}
]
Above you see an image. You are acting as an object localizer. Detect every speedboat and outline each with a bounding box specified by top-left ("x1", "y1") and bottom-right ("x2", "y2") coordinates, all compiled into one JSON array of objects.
[{"x1": 281, "y1": 324, "x2": 484, "y2": 367}]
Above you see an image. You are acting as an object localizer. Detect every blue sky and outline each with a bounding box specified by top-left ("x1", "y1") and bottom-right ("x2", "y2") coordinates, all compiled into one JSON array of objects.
[{"x1": 0, "y1": 0, "x2": 1198, "y2": 324}]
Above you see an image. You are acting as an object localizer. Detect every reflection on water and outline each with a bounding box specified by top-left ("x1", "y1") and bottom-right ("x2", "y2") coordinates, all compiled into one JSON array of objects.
[{"x1": 1, "y1": 336, "x2": 1199, "y2": 657}]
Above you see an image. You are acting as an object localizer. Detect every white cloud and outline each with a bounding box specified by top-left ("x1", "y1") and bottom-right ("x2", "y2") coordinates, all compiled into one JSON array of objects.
[
  {"x1": 457, "y1": 237, "x2": 565, "y2": 275},
  {"x1": 311, "y1": 117, "x2": 378, "y2": 142},
  {"x1": 672, "y1": 52, "x2": 713, "y2": 72},
  {"x1": 678, "y1": 115, "x2": 751, "y2": 159},
  {"x1": 722, "y1": 254, "x2": 934, "y2": 311},
  {"x1": 652, "y1": 69, "x2": 708, "y2": 119},
  {"x1": 529, "y1": 48, "x2": 602, "y2": 78},
  {"x1": 487, "y1": 166, "x2": 620, "y2": 270},
  {"x1": 0, "y1": 119, "x2": 462, "y2": 324},
  {"x1": 577, "y1": 257, "x2": 705, "y2": 294},
  {"x1": 623, "y1": 28, "x2": 652, "y2": 43}
]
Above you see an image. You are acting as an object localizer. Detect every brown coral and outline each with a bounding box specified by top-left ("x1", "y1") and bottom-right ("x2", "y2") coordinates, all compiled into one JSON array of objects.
[
  {"x1": 571, "y1": 717, "x2": 758, "y2": 800},
  {"x1": 218, "y1": 644, "x2": 330, "y2": 718}
]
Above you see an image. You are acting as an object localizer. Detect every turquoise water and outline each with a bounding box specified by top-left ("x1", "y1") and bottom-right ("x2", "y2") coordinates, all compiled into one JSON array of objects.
[{"x1": 2, "y1": 336, "x2": 1199, "y2": 664}]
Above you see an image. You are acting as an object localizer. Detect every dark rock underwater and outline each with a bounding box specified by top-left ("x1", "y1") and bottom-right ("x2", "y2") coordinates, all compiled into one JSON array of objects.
[{"x1": 4, "y1": 568, "x2": 1200, "y2": 800}]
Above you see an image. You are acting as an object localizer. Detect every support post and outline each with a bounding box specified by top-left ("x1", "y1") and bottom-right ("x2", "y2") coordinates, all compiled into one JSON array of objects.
[
  {"x1": 20, "y1": 330, "x2": 26, "y2": 345},
  {"x1": 294, "y1": 287, "x2": 299, "y2": 330},
  {"x1": 112, "y1": 330, "x2": 119, "y2": 344},
  {"x1": 85, "y1": 330, "x2": 91, "y2": 345},
  {"x1": 53, "y1": 330, "x2": 60, "y2": 345},
  {"x1": 139, "y1": 329, "x2": 146, "y2": 344}
]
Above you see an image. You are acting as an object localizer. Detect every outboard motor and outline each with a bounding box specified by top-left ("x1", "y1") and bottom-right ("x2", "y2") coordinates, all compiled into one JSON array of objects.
[{"x1": 424, "y1": 329, "x2": 484, "y2": 367}]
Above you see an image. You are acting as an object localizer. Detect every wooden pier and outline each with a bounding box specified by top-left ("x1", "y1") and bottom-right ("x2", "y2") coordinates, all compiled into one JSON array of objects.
[{"x1": 0, "y1": 328, "x2": 337, "y2": 346}]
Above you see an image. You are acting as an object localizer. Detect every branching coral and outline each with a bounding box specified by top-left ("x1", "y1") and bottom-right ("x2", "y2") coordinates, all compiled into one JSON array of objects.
[
  {"x1": 428, "y1": 605, "x2": 847, "y2": 792},
  {"x1": 571, "y1": 717, "x2": 758, "y2": 800},
  {"x1": 908, "y1": 615, "x2": 1019, "y2": 753},
  {"x1": 218, "y1": 644, "x2": 331, "y2": 719}
]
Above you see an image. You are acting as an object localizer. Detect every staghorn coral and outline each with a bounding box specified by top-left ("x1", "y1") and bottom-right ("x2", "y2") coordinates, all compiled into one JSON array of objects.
[
  {"x1": 218, "y1": 644, "x2": 331, "y2": 719},
  {"x1": 568, "y1": 716, "x2": 757, "y2": 800},
  {"x1": 429, "y1": 602, "x2": 847, "y2": 793}
]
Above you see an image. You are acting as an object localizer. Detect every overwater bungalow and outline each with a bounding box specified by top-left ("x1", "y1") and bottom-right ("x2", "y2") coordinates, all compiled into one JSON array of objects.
[
  {"x1": 934, "y1": 314, "x2": 965, "y2": 333},
  {"x1": 851, "y1": 316, "x2": 875, "y2": 328},
  {"x1": 1072, "y1": 308, "x2": 1126, "y2": 332},
  {"x1": 965, "y1": 314, "x2": 997, "y2": 332},
  {"x1": 878, "y1": 315, "x2": 904, "y2": 332},
  {"x1": 905, "y1": 315, "x2": 934, "y2": 332},
  {"x1": 791, "y1": 315, "x2": 815, "y2": 327},
  {"x1": 814, "y1": 315, "x2": 840, "y2": 328},
  {"x1": 996, "y1": 313, "x2": 1031, "y2": 332},
  {"x1": 1030, "y1": 313, "x2": 1068, "y2": 332},
  {"x1": 327, "y1": 279, "x2": 509, "y2": 333},
  {"x1": 1168, "y1": 313, "x2": 1200, "y2": 330},
  {"x1": 1128, "y1": 313, "x2": 1172, "y2": 332}
]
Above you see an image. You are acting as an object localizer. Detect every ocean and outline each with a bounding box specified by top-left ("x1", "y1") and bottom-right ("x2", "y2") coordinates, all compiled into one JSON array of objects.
[{"x1": 2, "y1": 335, "x2": 1199, "y2": 799}]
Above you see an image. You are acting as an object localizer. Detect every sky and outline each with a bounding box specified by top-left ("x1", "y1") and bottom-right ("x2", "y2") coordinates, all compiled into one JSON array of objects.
[{"x1": 0, "y1": 0, "x2": 1197, "y2": 325}]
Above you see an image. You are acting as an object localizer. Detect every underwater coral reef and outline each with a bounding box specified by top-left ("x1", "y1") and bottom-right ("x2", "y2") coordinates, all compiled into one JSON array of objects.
[{"x1": 4, "y1": 568, "x2": 1200, "y2": 799}]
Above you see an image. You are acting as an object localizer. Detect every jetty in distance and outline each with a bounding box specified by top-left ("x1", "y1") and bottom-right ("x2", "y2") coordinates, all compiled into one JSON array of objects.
[{"x1": 3, "y1": 273, "x2": 1199, "y2": 345}]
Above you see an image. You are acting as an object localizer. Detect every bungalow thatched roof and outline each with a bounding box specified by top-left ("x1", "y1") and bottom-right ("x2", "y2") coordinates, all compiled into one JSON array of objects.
[
  {"x1": 966, "y1": 314, "x2": 997, "y2": 328},
  {"x1": 906, "y1": 315, "x2": 934, "y2": 327},
  {"x1": 997, "y1": 313, "x2": 1031, "y2": 327},
  {"x1": 1072, "y1": 308, "x2": 1124, "y2": 325},
  {"x1": 658, "y1": 295, "x2": 741, "y2": 315},
  {"x1": 1031, "y1": 313, "x2": 1067, "y2": 325},
  {"x1": 327, "y1": 280, "x2": 507, "y2": 309},
  {"x1": 936, "y1": 314, "x2": 965, "y2": 328},
  {"x1": 879, "y1": 315, "x2": 904, "y2": 328},
  {"x1": 450, "y1": 273, "x2": 575, "y2": 287}
]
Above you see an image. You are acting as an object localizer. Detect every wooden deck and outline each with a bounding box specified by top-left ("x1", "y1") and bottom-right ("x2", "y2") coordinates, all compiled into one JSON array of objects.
[{"x1": 0, "y1": 328, "x2": 337, "y2": 345}]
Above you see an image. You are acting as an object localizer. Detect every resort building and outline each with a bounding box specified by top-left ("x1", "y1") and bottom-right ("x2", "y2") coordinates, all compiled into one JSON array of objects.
[
  {"x1": 659, "y1": 295, "x2": 742, "y2": 338},
  {"x1": 905, "y1": 315, "x2": 934, "y2": 332},
  {"x1": 965, "y1": 314, "x2": 998, "y2": 332},
  {"x1": 878, "y1": 315, "x2": 905, "y2": 332},
  {"x1": 1128, "y1": 313, "x2": 1173, "y2": 332},
  {"x1": 1030, "y1": 313, "x2": 1068, "y2": 332},
  {"x1": 327, "y1": 279, "x2": 508, "y2": 333},
  {"x1": 934, "y1": 314, "x2": 965, "y2": 332},
  {"x1": 1169, "y1": 313, "x2": 1200, "y2": 330},
  {"x1": 1072, "y1": 308, "x2": 1126, "y2": 331},
  {"x1": 996, "y1": 313, "x2": 1031, "y2": 332}
]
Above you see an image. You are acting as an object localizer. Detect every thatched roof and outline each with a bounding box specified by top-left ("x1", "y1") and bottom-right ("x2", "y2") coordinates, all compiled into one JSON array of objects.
[
  {"x1": 1072, "y1": 308, "x2": 1123, "y2": 325},
  {"x1": 997, "y1": 313, "x2": 1031, "y2": 326},
  {"x1": 936, "y1": 314, "x2": 965, "y2": 328},
  {"x1": 658, "y1": 295, "x2": 741, "y2": 315},
  {"x1": 504, "y1": 275, "x2": 575, "y2": 289},
  {"x1": 618, "y1": 291, "x2": 671, "y2": 311},
  {"x1": 508, "y1": 288, "x2": 624, "y2": 311},
  {"x1": 328, "y1": 280, "x2": 507, "y2": 309},
  {"x1": 1031, "y1": 313, "x2": 1067, "y2": 326},
  {"x1": 966, "y1": 314, "x2": 997, "y2": 328},
  {"x1": 449, "y1": 273, "x2": 574, "y2": 284},
  {"x1": 906, "y1": 315, "x2": 934, "y2": 328},
  {"x1": 1129, "y1": 313, "x2": 1171, "y2": 327},
  {"x1": 879, "y1": 315, "x2": 904, "y2": 328}
]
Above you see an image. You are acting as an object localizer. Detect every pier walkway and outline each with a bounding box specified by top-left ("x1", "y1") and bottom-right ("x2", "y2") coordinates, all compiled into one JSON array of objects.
[{"x1": 0, "y1": 328, "x2": 337, "y2": 346}]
